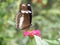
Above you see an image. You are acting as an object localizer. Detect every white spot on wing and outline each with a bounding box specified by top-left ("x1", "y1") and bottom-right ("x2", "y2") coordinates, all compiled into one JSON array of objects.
[
  {"x1": 27, "y1": 4, "x2": 30, "y2": 6},
  {"x1": 21, "y1": 10, "x2": 25, "y2": 13},
  {"x1": 19, "y1": 15, "x2": 24, "y2": 29},
  {"x1": 21, "y1": 10, "x2": 31, "y2": 13},
  {"x1": 28, "y1": 11, "x2": 32, "y2": 13},
  {"x1": 26, "y1": 11, "x2": 28, "y2": 13}
]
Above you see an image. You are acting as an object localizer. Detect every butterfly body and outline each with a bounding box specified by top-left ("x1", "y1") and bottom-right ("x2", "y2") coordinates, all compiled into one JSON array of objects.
[{"x1": 15, "y1": 3, "x2": 32, "y2": 30}]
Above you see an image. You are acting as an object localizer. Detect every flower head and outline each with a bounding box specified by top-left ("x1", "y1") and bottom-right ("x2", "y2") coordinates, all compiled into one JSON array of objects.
[{"x1": 23, "y1": 29, "x2": 41, "y2": 38}]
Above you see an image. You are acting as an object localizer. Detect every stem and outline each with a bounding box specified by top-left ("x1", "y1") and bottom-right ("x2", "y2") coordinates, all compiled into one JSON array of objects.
[{"x1": 26, "y1": 38, "x2": 36, "y2": 45}]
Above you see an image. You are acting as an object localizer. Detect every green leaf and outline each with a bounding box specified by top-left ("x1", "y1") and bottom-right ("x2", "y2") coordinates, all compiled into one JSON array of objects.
[
  {"x1": 46, "y1": 39, "x2": 59, "y2": 44},
  {"x1": 34, "y1": 35, "x2": 49, "y2": 45}
]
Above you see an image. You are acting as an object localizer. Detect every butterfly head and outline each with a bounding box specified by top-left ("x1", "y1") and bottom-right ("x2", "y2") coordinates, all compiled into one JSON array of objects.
[{"x1": 20, "y1": 3, "x2": 28, "y2": 11}]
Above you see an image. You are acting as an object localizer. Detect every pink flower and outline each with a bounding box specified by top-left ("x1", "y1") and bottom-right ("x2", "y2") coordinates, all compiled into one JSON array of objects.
[
  {"x1": 32, "y1": 30, "x2": 40, "y2": 36},
  {"x1": 23, "y1": 29, "x2": 41, "y2": 38}
]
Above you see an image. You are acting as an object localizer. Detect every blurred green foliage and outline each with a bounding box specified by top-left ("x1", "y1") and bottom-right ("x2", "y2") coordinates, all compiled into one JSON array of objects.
[{"x1": 0, "y1": 0, "x2": 60, "y2": 45}]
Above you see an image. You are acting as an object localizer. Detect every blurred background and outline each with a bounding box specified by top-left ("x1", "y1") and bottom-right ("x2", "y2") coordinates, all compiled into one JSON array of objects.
[{"x1": 0, "y1": 0, "x2": 60, "y2": 45}]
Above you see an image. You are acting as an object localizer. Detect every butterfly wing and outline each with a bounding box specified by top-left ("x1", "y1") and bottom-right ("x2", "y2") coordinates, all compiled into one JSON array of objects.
[
  {"x1": 27, "y1": 4, "x2": 32, "y2": 24},
  {"x1": 15, "y1": 12, "x2": 31, "y2": 30},
  {"x1": 15, "y1": 12, "x2": 23, "y2": 30},
  {"x1": 22, "y1": 13, "x2": 31, "y2": 30},
  {"x1": 15, "y1": 3, "x2": 32, "y2": 30}
]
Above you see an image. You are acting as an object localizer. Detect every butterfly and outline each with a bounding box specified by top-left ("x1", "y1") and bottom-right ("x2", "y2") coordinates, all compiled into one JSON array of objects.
[{"x1": 15, "y1": 3, "x2": 32, "y2": 30}]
